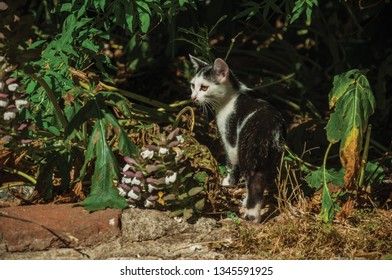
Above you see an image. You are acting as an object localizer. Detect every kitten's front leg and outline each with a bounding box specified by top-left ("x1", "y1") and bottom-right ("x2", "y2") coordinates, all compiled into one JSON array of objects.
[{"x1": 221, "y1": 164, "x2": 240, "y2": 186}]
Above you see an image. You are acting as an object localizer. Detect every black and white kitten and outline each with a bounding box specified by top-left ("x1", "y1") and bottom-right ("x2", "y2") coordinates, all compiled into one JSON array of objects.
[{"x1": 189, "y1": 55, "x2": 286, "y2": 223}]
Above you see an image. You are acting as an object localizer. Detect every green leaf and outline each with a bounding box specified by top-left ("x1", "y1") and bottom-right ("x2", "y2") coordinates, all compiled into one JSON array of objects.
[
  {"x1": 64, "y1": 99, "x2": 98, "y2": 139},
  {"x1": 193, "y1": 171, "x2": 208, "y2": 184},
  {"x1": 27, "y1": 40, "x2": 46, "y2": 50},
  {"x1": 98, "y1": 0, "x2": 106, "y2": 10},
  {"x1": 81, "y1": 120, "x2": 128, "y2": 211},
  {"x1": 101, "y1": 105, "x2": 139, "y2": 156},
  {"x1": 319, "y1": 176, "x2": 335, "y2": 223},
  {"x1": 365, "y1": 161, "x2": 385, "y2": 185},
  {"x1": 65, "y1": 96, "x2": 137, "y2": 211},
  {"x1": 126, "y1": 14, "x2": 134, "y2": 32},
  {"x1": 306, "y1": 168, "x2": 345, "y2": 190},
  {"x1": 138, "y1": 10, "x2": 151, "y2": 33},
  {"x1": 47, "y1": 126, "x2": 61, "y2": 136},
  {"x1": 82, "y1": 39, "x2": 99, "y2": 52},
  {"x1": 318, "y1": 165, "x2": 339, "y2": 223}
]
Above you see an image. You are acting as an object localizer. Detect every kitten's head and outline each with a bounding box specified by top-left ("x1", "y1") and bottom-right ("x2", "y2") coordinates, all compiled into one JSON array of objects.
[{"x1": 189, "y1": 55, "x2": 246, "y2": 110}]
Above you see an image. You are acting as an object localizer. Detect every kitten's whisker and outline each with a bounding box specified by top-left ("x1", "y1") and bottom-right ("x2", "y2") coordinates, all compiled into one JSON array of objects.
[{"x1": 206, "y1": 99, "x2": 219, "y2": 112}]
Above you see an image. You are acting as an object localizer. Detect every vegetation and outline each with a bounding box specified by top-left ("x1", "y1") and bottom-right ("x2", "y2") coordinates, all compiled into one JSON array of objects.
[{"x1": 0, "y1": 0, "x2": 391, "y2": 229}]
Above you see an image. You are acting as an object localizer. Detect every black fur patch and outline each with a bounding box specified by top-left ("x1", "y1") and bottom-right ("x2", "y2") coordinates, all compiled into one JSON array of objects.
[
  {"x1": 227, "y1": 93, "x2": 285, "y2": 174},
  {"x1": 196, "y1": 66, "x2": 242, "y2": 89}
]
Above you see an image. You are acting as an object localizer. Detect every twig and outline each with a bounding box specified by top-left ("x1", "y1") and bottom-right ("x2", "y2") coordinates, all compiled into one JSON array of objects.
[{"x1": 2, "y1": 167, "x2": 37, "y2": 185}]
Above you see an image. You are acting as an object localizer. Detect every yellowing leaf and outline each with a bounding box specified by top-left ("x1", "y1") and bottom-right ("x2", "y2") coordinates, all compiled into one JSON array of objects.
[
  {"x1": 340, "y1": 127, "x2": 361, "y2": 188},
  {"x1": 326, "y1": 70, "x2": 375, "y2": 188}
]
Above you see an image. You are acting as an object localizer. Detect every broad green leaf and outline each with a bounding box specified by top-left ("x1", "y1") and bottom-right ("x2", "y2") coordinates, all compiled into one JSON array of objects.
[
  {"x1": 326, "y1": 70, "x2": 375, "y2": 187},
  {"x1": 138, "y1": 10, "x2": 151, "y2": 33},
  {"x1": 81, "y1": 120, "x2": 129, "y2": 211},
  {"x1": 64, "y1": 95, "x2": 137, "y2": 211},
  {"x1": 306, "y1": 168, "x2": 345, "y2": 190}
]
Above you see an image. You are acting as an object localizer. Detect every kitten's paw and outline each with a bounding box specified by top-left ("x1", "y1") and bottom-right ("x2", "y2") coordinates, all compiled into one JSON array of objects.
[
  {"x1": 243, "y1": 213, "x2": 261, "y2": 223},
  {"x1": 243, "y1": 204, "x2": 262, "y2": 223},
  {"x1": 221, "y1": 173, "x2": 235, "y2": 186}
]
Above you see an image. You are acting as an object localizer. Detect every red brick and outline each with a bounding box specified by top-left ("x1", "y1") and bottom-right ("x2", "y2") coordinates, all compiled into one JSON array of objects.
[{"x1": 0, "y1": 204, "x2": 121, "y2": 252}]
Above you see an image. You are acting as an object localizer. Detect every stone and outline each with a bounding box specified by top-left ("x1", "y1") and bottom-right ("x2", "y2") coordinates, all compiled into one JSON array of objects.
[
  {"x1": 0, "y1": 204, "x2": 122, "y2": 252},
  {"x1": 121, "y1": 208, "x2": 190, "y2": 243}
]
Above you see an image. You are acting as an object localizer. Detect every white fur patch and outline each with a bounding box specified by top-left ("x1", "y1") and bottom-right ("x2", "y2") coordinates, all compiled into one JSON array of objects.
[
  {"x1": 243, "y1": 201, "x2": 262, "y2": 223},
  {"x1": 221, "y1": 172, "x2": 235, "y2": 186},
  {"x1": 190, "y1": 76, "x2": 216, "y2": 103},
  {"x1": 216, "y1": 96, "x2": 238, "y2": 165}
]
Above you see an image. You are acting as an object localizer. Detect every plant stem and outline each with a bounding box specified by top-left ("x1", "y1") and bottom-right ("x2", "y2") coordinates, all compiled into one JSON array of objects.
[
  {"x1": 323, "y1": 143, "x2": 333, "y2": 168},
  {"x1": 320, "y1": 142, "x2": 334, "y2": 223},
  {"x1": 253, "y1": 73, "x2": 296, "y2": 90},
  {"x1": 99, "y1": 82, "x2": 175, "y2": 112},
  {"x1": 225, "y1": 31, "x2": 243, "y2": 61},
  {"x1": 358, "y1": 124, "x2": 372, "y2": 188},
  {"x1": 284, "y1": 145, "x2": 319, "y2": 169},
  {"x1": 3, "y1": 167, "x2": 37, "y2": 185},
  {"x1": 30, "y1": 74, "x2": 68, "y2": 129},
  {"x1": 322, "y1": 142, "x2": 333, "y2": 188}
]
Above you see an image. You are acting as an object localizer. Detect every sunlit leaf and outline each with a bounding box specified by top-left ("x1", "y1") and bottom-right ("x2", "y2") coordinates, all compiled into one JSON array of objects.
[{"x1": 326, "y1": 69, "x2": 376, "y2": 188}]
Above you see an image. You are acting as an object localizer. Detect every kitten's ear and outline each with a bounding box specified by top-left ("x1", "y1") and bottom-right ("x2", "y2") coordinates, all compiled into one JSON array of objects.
[
  {"x1": 213, "y1": 58, "x2": 229, "y2": 83},
  {"x1": 189, "y1": 54, "x2": 209, "y2": 71}
]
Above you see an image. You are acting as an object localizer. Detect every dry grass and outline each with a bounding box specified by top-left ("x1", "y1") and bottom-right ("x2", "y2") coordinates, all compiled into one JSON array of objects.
[
  {"x1": 225, "y1": 208, "x2": 392, "y2": 260},
  {"x1": 222, "y1": 159, "x2": 392, "y2": 260}
]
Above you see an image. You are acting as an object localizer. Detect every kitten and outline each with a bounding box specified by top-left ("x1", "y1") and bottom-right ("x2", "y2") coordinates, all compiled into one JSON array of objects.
[{"x1": 189, "y1": 55, "x2": 286, "y2": 223}]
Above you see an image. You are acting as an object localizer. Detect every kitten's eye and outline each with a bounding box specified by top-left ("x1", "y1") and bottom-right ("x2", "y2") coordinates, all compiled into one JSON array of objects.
[
  {"x1": 190, "y1": 83, "x2": 195, "y2": 89},
  {"x1": 200, "y1": 85, "x2": 209, "y2": 91}
]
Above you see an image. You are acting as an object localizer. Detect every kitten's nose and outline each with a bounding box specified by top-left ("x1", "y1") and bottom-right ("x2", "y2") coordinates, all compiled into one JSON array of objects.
[{"x1": 191, "y1": 93, "x2": 197, "y2": 101}]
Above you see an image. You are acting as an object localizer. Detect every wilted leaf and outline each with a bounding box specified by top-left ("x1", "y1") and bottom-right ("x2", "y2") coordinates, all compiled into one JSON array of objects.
[{"x1": 326, "y1": 69, "x2": 376, "y2": 188}]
